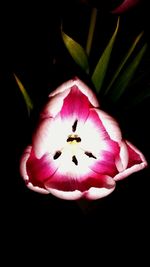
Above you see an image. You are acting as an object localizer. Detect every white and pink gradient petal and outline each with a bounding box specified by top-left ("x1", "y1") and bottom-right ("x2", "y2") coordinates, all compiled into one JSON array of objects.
[
  {"x1": 46, "y1": 188, "x2": 83, "y2": 200},
  {"x1": 20, "y1": 146, "x2": 49, "y2": 194},
  {"x1": 33, "y1": 118, "x2": 53, "y2": 159},
  {"x1": 75, "y1": 78, "x2": 99, "y2": 107},
  {"x1": 26, "y1": 182, "x2": 49, "y2": 194},
  {"x1": 20, "y1": 145, "x2": 32, "y2": 182},
  {"x1": 60, "y1": 85, "x2": 91, "y2": 122},
  {"x1": 115, "y1": 141, "x2": 129, "y2": 172},
  {"x1": 114, "y1": 140, "x2": 147, "y2": 181},
  {"x1": 41, "y1": 89, "x2": 71, "y2": 119},
  {"x1": 45, "y1": 176, "x2": 116, "y2": 200},
  {"x1": 33, "y1": 115, "x2": 69, "y2": 159},
  {"x1": 49, "y1": 77, "x2": 99, "y2": 108},
  {"x1": 84, "y1": 184, "x2": 116, "y2": 200},
  {"x1": 94, "y1": 109, "x2": 122, "y2": 142}
]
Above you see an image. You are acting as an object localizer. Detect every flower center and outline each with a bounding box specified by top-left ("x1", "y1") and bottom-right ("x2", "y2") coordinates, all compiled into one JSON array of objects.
[
  {"x1": 66, "y1": 134, "x2": 81, "y2": 161},
  {"x1": 66, "y1": 134, "x2": 81, "y2": 144},
  {"x1": 53, "y1": 119, "x2": 97, "y2": 168}
]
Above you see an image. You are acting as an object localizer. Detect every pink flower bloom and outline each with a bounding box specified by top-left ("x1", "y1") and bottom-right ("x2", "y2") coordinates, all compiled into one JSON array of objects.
[
  {"x1": 112, "y1": 0, "x2": 140, "y2": 13},
  {"x1": 20, "y1": 77, "x2": 147, "y2": 200}
]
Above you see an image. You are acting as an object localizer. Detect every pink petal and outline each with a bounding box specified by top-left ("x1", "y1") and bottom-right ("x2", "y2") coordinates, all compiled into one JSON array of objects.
[
  {"x1": 75, "y1": 78, "x2": 99, "y2": 107},
  {"x1": 20, "y1": 145, "x2": 32, "y2": 182},
  {"x1": 49, "y1": 78, "x2": 78, "y2": 97},
  {"x1": 80, "y1": 109, "x2": 110, "y2": 154},
  {"x1": 84, "y1": 185, "x2": 116, "y2": 200},
  {"x1": 41, "y1": 89, "x2": 71, "y2": 119},
  {"x1": 26, "y1": 182, "x2": 49, "y2": 194},
  {"x1": 48, "y1": 181, "x2": 116, "y2": 201},
  {"x1": 32, "y1": 118, "x2": 54, "y2": 158},
  {"x1": 112, "y1": 0, "x2": 140, "y2": 13},
  {"x1": 90, "y1": 150, "x2": 118, "y2": 177},
  {"x1": 26, "y1": 150, "x2": 58, "y2": 188},
  {"x1": 85, "y1": 108, "x2": 109, "y2": 139},
  {"x1": 81, "y1": 109, "x2": 120, "y2": 156},
  {"x1": 60, "y1": 85, "x2": 92, "y2": 121},
  {"x1": 115, "y1": 141, "x2": 129, "y2": 172},
  {"x1": 49, "y1": 77, "x2": 99, "y2": 108},
  {"x1": 95, "y1": 109, "x2": 122, "y2": 142},
  {"x1": 20, "y1": 146, "x2": 49, "y2": 194},
  {"x1": 114, "y1": 140, "x2": 148, "y2": 181},
  {"x1": 45, "y1": 168, "x2": 115, "y2": 195},
  {"x1": 46, "y1": 188, "x2": 83, "y2": 200},
  {"x1": 126, "y1": 141, "x2": 147, "y2": 168},
  {"x1": 33, "y1": 115, "x2": 68, "y2": 159}
]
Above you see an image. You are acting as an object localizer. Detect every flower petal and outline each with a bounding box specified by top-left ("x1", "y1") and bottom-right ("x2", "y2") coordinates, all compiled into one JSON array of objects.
[
  {"x1": 115, "y1": 141, "x2": 129, "y2": 172},
  {"x1": 26, "y1": 182, "x2": 49, "y2": 194},
  {"x1": 49, "y1": 77, "x2": 99, "y2": 108},
  {"x1": 45, "y1": 164, "x2": 115, "y2": 195},
  {"x1": 41, "y1": 89, "x2": 71, "y2": 119},
  {"x1": 84, "y1": 185, "x2": 116, "y2": 200},
  {"x1": 95, "y1": 109, "x2": 122, "y2": 142},
  {"x1": 79, "y1": 109, "x2": 120, "y2": 157},
  {"x1": 33, "y1": 115, "x2": 69, "y2": 159},
  {"x1": 112, "y1": 0, "x2": 140, "y2": 14},
  {"x1": 20, "y1": 146, "x2": 49, "y2": 194},
  {"x1": 26, "y1": 150, "x2": 58, "y2": 188},
  {"x1": 47, "y1": 183, "x2": 116, "y2": 201},
  {"x1": 47, "y1": 188, "x2": 83, "y2": 200},
  {"x1": 114, "y1": 140, "x2": 147, "y2": 181},
  {"x1": 79, "y1": 109, "x2": 109, "y2": 155},
  {"x1": 60, "y1": 85, "x2": 92, "y2": 122},
  {"x1": 33, "y1": 118, "x2": 54, "y2": 158},
  {"x1": 75, "y1": 78, "x2": 99, "y2": 107},
  {"x1": 20, "y1": 145, "x2": 32, "y2": 182},
  {"x1": 126, "y1": 140, "x2": 147, "y2": 168},
  {"x1": 90, "y1": 150, "x2": 118, "y2": 177}
]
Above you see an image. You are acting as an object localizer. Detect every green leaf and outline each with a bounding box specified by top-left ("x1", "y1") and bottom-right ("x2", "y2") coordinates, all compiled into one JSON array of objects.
[
  {"x1": 108, "y1": 43, "x2": 148, "y2": 102},
  {"x1": 14, "y1": 74, "x2": 33, "y2": 115},
  {"x1": 86, "y1": 7, "x2": 98, "y2": 56},
  {"x1": 105, "y1": 31, "x2": 144, "y2": 95},
  {"x1": 61, "y1": 30, "x2": 89, "y2": 74},
  {"x1": 91, "y1": 17, "x2": 120, "y2": 93}
]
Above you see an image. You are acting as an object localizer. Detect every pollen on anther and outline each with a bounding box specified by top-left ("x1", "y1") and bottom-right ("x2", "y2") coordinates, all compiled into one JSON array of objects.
[
  {"x1": 53, "y1": 151, "x2": 62, "y2": 160},
  {"x1": 85, "y1": 151, "x2": 97, "y2": 159},
  {"x1": 72, "y1": 119, "x2": 78, "y2": 132},
  {"x1": 67, "y1": 135, "x2": 81, "y2": 143},
  {"x1": 72, "y1": 155, "x2": 78, "y2": 165}
]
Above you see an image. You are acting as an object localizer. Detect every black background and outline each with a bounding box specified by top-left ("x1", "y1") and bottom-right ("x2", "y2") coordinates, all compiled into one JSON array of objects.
[{"x1": 1, "y1": 0, "x2": 150, "y2": 264}]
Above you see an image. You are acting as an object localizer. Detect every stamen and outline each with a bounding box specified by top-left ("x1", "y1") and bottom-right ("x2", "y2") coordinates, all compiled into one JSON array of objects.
[
  {"x1": 72, "y1": 120, "x2": 78, "y2": 132},
  {"x1": 67, "y1": 135, "x2": 81, "y2": 143},
  {"x1": 72, "y1": 155, "x2": 78, "y2": 165},
  {"x1": 53, "y1": 151, "x2": 62, "y2": 160},
  {"x1": 85, "y1": 151, "x2": 97, "y2": 159}
]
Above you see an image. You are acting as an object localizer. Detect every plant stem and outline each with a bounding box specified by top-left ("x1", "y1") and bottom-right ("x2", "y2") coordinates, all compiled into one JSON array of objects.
[{"x1": 86, "y1": 7, "x2": 98, "y2": 56}]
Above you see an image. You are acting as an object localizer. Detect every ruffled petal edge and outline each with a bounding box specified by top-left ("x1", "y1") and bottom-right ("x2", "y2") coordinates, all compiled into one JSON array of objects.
[
  {"x1": 20, "y1": 146, "x2": 49, "y2": 194},
  {"x1": 114, "y1": 140, "x2": 148, "y2": 181}
]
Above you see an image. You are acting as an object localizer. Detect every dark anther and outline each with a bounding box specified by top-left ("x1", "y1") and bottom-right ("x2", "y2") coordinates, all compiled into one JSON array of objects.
[
  {"x1": 72, "y1": 155, "x2": 78, "y2": 165},
  {"x1": 72, "y1": 120, "x2": 78, "y2": 132},
  {"x1": 85, "y1": 151, "x2": 97, "y2": 159},
  {"x1": 67, "y1": 136, "x2": 81, "y2": 142},
  {"x1": 53, "y1": 151, "x2": 62, "y2": 160}
]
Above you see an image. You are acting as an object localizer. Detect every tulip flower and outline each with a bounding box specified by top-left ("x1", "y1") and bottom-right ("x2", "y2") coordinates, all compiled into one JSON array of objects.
[
  {"x1": 20, "y1": 77, "x2": 147, "y2": 200},
  {"x1": 79, "y1": 0, "x2": 140, "y2": 13},
  {"x1": 112, "y1": 0, "x2": 140, "y2": 14}
]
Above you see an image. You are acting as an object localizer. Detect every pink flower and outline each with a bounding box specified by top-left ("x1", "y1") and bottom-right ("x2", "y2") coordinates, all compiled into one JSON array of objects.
[
  {"x1": 112, "y1": 0, "x2": 140, "y2": 14},
  {"x1": 20, "y1": 77, "x2": 147, "y2": 200}
]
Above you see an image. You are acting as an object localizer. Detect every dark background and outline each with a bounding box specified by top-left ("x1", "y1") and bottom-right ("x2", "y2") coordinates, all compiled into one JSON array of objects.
[{"x1": 1, "y1": 0, "x2": 150, "y2": 264}]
